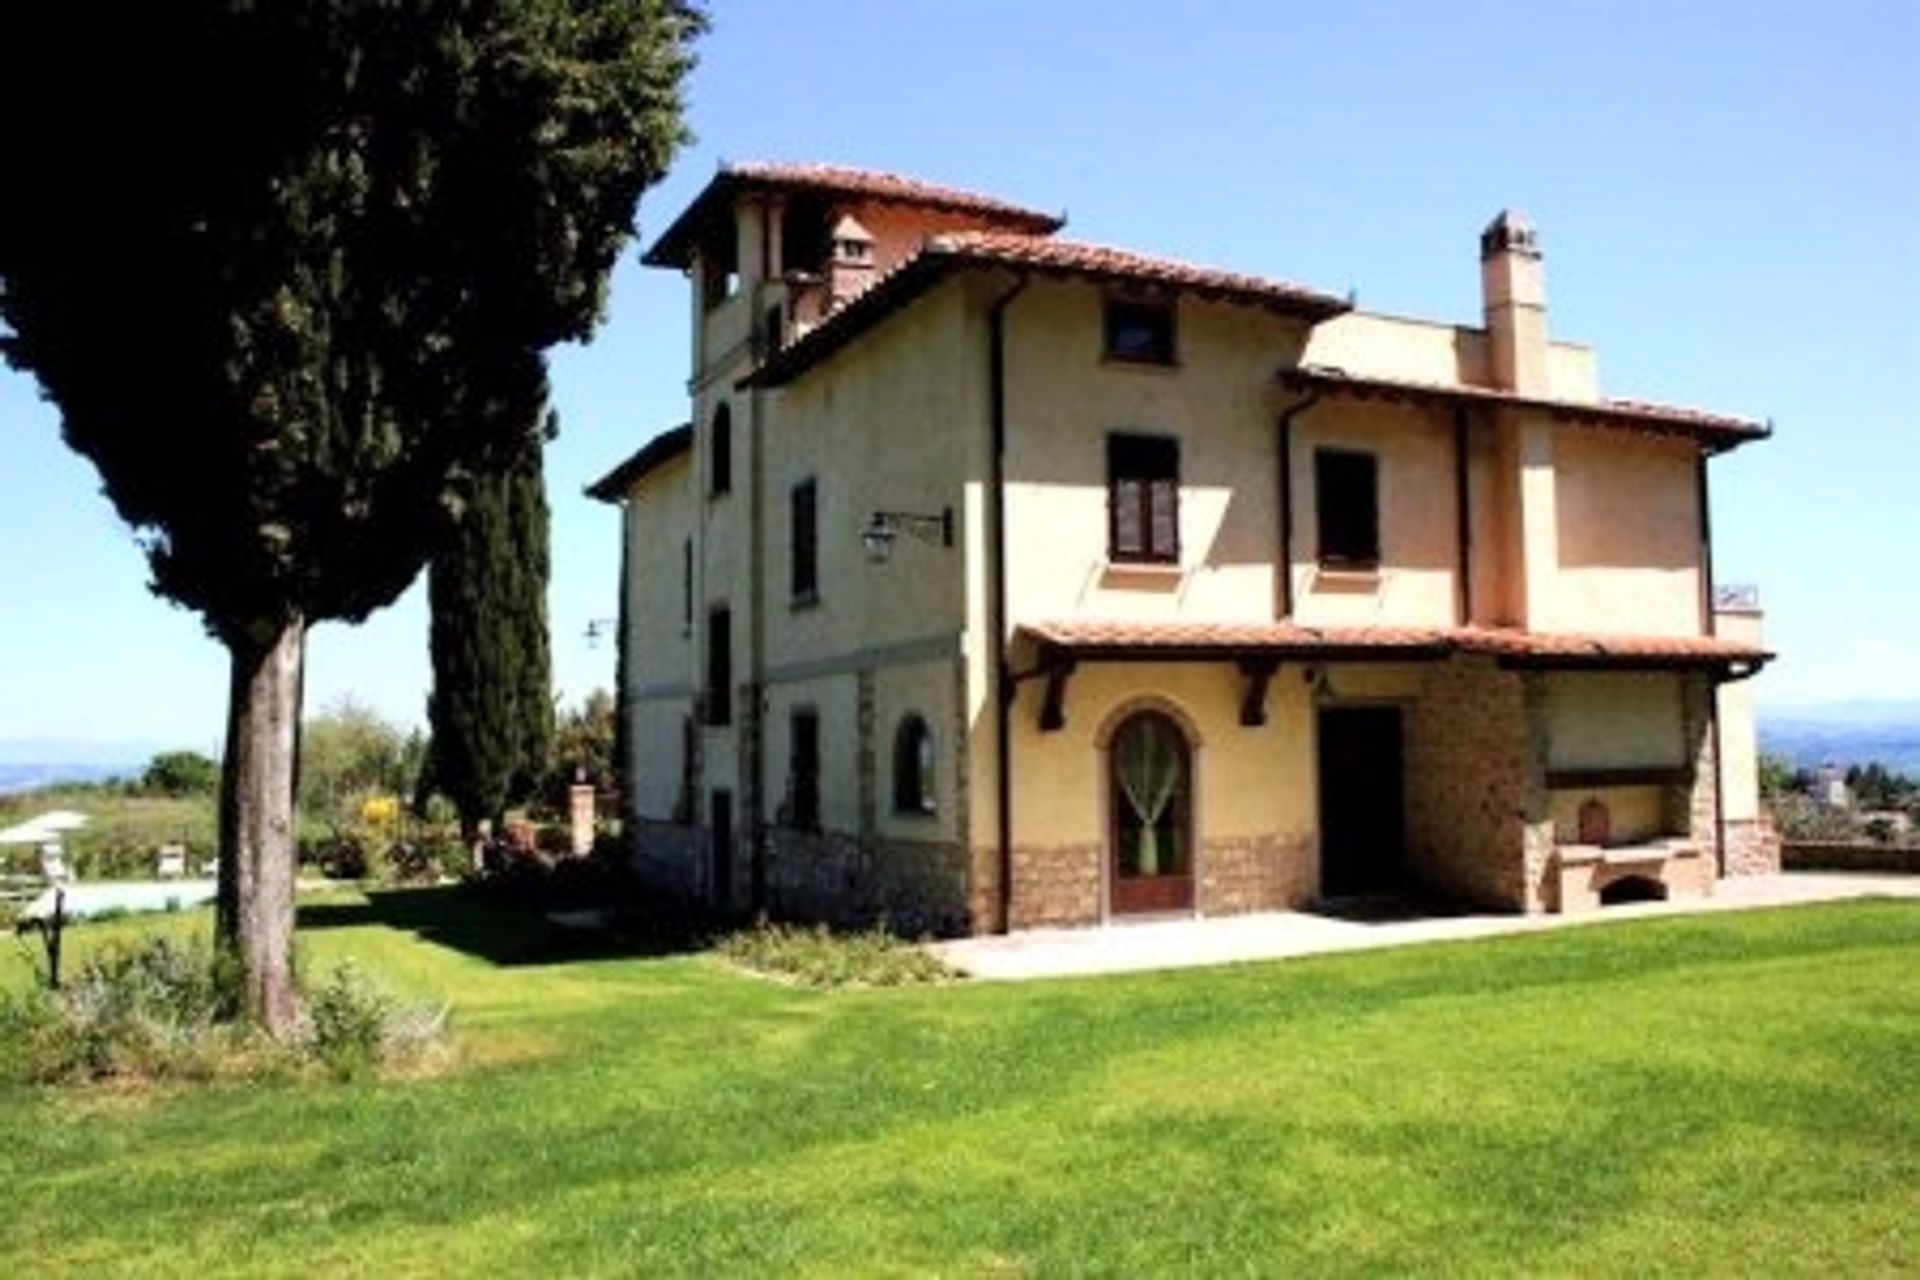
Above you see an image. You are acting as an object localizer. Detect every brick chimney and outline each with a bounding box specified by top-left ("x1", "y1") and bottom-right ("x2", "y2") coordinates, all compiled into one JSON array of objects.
[
  {"x1": 1480, "y1": 210, "x2": 1547, "y2": 394},
  {"x1": 826, "y1": 212, "x2": 875, "y2": 311}
]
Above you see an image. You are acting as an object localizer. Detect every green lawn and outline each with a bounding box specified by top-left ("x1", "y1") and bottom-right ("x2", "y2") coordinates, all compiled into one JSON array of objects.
[{"x1": 3, "y1": 891, "x2": 1916, "y2": 1276}]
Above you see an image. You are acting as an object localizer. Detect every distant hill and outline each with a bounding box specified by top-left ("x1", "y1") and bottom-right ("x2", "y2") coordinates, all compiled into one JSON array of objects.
[
  {"x1": 0, "y1": 762, "x2": 136, "y2": 796},
  {"x1": 1761, "y1": 701, "x2": 1920, "y2": 777}
]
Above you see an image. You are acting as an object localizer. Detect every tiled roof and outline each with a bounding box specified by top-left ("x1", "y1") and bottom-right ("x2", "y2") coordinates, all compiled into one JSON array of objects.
[
  {"x1": 642, "y1": 162, "x2": 1063, "y2": 267},
  {"x1": 927, "y1": 231, "x2": 1350, "y2": 317},
  {"x1": 1279, "y1": 365, "x2": 1769, "y2": 450},
  {"x1": 747, "y1": 232, "x2": 1350, "y2": 390},
  {"x1": 1450, "y1": 627, "x2": 1773, "y2": 665},
  {"x1": 1021, "y1": 620, "x2": 1771, "y2": 670},
  {"x1": 1023, "y1": 619, "x2": 1453, "y2": 656},
  {"x1": 584, "y1": 423, "x2": 691, "y2": 502}
]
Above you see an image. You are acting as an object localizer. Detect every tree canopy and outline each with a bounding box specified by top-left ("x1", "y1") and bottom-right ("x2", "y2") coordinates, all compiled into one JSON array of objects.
[
  {"x1": 0, "y1": 0, "x2": 703, "y2": 1031},
  {"x1": 141, "y1": 751, "x2": 222, "y2": 798}
]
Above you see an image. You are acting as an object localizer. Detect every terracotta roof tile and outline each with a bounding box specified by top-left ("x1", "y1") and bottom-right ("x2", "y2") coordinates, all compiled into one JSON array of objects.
[
  {"x1": 643, "y1": 162, "x2": 1062, "y2": 267},
  {"x1": 748, "y1": 233, "x2": 1349, "y2": 390},
  {"x1": 720, "y1": 163, "x2": 1061, "y2": 228},
  {"x1": 1279, "y1": 366, "x2": 1769, "y2": 450},
  {"x1": 1021, "y1": 620, "x2": 1771, "y2": 669},
  {"x1": 928, "y1": 231, "x2": 1349, "y2": 317}
]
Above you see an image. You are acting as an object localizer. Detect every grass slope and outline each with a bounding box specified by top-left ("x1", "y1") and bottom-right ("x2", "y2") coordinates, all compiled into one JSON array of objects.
[{"x1": 2, "y1": 892, "x2": 1916, "y2": 1276}]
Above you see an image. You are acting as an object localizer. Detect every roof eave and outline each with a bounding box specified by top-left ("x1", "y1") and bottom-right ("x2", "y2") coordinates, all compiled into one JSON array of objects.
[
  {"x1": 584, "y1": 423, "x2": 693, "y2": 503},
  {"x1": 746, "y1": 254, "x2": 1350, "y2": 393},
  {"x1": 1277, "y1": 366, "x2": 1769, "y2": 449}
]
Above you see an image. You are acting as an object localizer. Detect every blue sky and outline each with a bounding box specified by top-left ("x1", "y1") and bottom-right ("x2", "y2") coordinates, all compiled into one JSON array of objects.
[{"x1": 2, "y1": 1, "x2": 1915, "y2": 756}]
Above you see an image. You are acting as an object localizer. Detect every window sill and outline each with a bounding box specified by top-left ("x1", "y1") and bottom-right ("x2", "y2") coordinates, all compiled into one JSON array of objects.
[
  {"x1": 1312, "y1": 564, "x2": 1382, "y2": 592},
  {"x1": 1101, "y1": 560, "x2": 1185, "y2": 591},
  {"x1": 890, "y1": 807, "x2": 939, "y2": 822},
  {"x1": 790, "y1": 591, "x2": 820, "y2": 612},
  {"x1": 1099, "y1": 355, "x2": 1181, "y2": 372}
]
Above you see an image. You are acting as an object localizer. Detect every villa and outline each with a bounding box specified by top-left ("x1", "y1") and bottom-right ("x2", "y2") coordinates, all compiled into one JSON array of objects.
[{"x1": 590, "y1": 162, "x2": 1775, "y2": 935}]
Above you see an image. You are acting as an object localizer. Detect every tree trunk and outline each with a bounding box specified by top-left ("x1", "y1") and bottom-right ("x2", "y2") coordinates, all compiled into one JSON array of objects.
[{"x1": 215, "y1": 615, "x2": 306, "y2": 1037}]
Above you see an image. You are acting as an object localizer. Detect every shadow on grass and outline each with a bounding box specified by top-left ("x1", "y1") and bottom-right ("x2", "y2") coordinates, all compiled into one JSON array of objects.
[{"x1": 298, "y1": 884, "x2": 721, "y2": 968}]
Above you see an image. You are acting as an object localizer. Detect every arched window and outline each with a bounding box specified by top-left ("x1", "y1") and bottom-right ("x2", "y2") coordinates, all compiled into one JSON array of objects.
[
  {"x1": 709, "y1": 403, "x2": 732, "y2": 496},
  {"x1": 1109, "y1": 710, "x2": 1193, "y2": 913},
  {"x1": 892, "y1": 715, "x2": 936, "y2": 815}
]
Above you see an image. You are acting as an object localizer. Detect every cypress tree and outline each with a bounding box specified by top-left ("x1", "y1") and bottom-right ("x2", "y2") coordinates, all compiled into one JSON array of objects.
[{"x1": 426, "y1": 411, "x2": 555, "y2": 840}]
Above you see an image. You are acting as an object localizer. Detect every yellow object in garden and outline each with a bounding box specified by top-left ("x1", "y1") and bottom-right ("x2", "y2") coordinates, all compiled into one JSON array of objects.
[{"x1": 359, "y1": 794, "x2": 400, "y2": 826}]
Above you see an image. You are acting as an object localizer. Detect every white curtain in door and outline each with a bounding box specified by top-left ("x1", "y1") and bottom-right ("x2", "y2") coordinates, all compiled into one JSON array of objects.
[{"x1": 1114, "y1": 715, "x2": 1182, "y2": 875}]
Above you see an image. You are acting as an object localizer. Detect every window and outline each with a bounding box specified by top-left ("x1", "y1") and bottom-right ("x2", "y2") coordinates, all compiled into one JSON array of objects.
[
  {"x1": 1107, "y1": 433, "x2": 1180, "y2": 563},
  {"x1": 762, "y1": 305, "x2": 784, "y2": 356},
  {"x1": 709, "y1": 404, "x2": 731, "y2": 497},
  {"x1": 674, "y1": 713, "x2": 696, "y2": 823},
  {"x1": 705, "y1": 606, "x2": 731, "y2": 726},
  {"x1": 790, "y1": 478, "x2": 818, "y2": 604},
  {"x1": 788, "y1": 708, "x2": 820, "y2": 830},
  {"x1": 892, "y1": 715, "x2": 936, "y2": 815},
  {"x1": 1103, "y1": 299, "x2": 1176, "y2": 365},
  {"x1": 1315, "y1": 448, "x2": 1379, "y2": 568},
  {"x1": 680, "y1": 538, "x2": 692, "y2": 634},
  {"x1": 700, "y1": 228, "x2": 739, "y2": 311}
]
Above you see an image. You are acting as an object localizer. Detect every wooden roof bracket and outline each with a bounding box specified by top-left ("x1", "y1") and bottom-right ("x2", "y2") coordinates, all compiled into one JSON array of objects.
[
  {"x1": 1038, "y1": 653, "x2": 1077, "y2": 733},
  {"x1": 1238, "y1": 658, "x2": 1280, "y2": 727}
]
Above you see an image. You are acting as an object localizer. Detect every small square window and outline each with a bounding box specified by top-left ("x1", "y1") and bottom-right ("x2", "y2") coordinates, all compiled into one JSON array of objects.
[{"x1": 1104, "y1": 299, "x2": 1176, "y2": 365}]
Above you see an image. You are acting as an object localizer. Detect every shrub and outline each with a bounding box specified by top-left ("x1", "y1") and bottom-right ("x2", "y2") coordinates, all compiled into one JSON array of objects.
[
  {"x1": 0, "y1": 937, "x2": 448, "y2": 1086},
  {"x1": 716, "y1": 920, "x2": 955, "y2": 990},
  {"x1": 303, "y1": 961, "x2": 448, "y2": 1080},
  {"x1": 0, "y1": 937, "x2": 242, "y2": 1082}
]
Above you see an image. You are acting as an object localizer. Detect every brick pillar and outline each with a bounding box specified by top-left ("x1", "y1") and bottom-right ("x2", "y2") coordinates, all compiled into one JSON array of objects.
[{"x1": 568, "y1": 782, "x2": 595, "y2": 856}]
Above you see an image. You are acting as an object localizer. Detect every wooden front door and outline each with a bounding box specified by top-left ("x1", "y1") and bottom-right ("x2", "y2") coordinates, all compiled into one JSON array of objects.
[
  {"x1": 1317, "y1": 706, "x2": 1406, "y2": 897},
  {"x1": 1109, "y1": 711, "x2": 1195, "y2": 915}
]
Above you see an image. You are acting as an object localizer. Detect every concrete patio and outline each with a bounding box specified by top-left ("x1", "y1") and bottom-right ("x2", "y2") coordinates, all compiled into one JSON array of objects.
[{"x1": 930, "y1": 873, "x2": 1920, "y2": 981}]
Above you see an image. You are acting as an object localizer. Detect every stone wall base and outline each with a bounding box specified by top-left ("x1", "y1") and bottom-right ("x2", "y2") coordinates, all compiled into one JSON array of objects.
[
  {"x1": 1722, "y1": 815, "x2": 1781, "y2": 876},
  {"x1": 1007, "y1": 843, "x2": 1102, "y2": 931},
  {"x1": 765, "y1": 827, "x2": 971, "y2": 937},
  {"x1": 1198, "y1": 834, "x2": 1315, "y2": 915},
  {"x1": 629, "y1": 817, "x2": 702, "y2": 899},
  {"x1": 1004, "y1": 835, "x2": 1317, "y2": 931}
]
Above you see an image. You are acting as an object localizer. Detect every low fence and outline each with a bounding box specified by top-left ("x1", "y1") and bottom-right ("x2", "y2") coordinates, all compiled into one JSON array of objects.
[{"x1": 1781, "y1": 840, "x2": 1920, "y2": 874}]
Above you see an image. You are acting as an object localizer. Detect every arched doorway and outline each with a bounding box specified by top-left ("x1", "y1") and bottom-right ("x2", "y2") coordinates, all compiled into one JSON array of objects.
[{"x1": 1108, "y1": 710, "x2": 1194, "y2": 915}]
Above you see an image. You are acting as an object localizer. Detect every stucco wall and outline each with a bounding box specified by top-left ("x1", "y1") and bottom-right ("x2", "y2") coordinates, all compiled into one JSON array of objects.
[
  {"x1": 1300, "y1": 310, "x2": 1597, "y2": 403},
  {"x1": 1288, "y1": 398, "x2": 1460, "y2": 627},
  {"x1": 998, "y1": 280, "x2": 1312, "y2": 628},
  {"x1": 1542, "y1": 671, "x2": 1687, "y2": 771},
  {"x1": 1000, "y1": 659, "x2": 1319, "y2": 926},
  {"x1": 1545, "y1": 426, "x2": 1702, "y2": 635},
  {"x1": 760, "y1": 285, "x2": 972, "y2": 663},
  {"x1": 1714, "y1": 608, "x2": 1764, "y2": 823},
  {"x1": 622, "y1": 452, "x2": 699, "y2": 822},
  {"x1": 1548, "y1": 785, "x2": 1666, "y2": 843}
]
